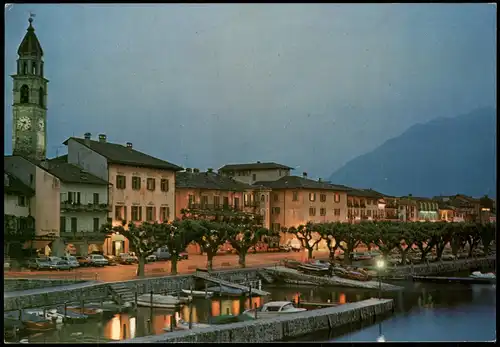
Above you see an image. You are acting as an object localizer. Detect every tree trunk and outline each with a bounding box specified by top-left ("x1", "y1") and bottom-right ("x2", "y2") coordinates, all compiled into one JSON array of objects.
[
  {"x1": 344, "y1": 248, "x2": 352, "y2": 265},
  {"x1": 435, "y1": 244, "x2": 446, "y2": 261},
  {"x1": 328, "y1": 248, "x2": 336, "y2": 263},
  {"x1": 170, "y1": 257, "x2": 178, "y2": 275},
  {"x1": 238, "y1": 252, "x2": 246, "y2": 268},
  {"x1": 136, "y1": 256, "x2": 145, "y2": 277},
  {"x1": 450, "y1": 239, "x2": 460, "y2": 256},
  {"x1": 207, "y1": 253, "x2": 214, "y2": 271},
  {"x1": 307, "y1": 247, "x2": 314, "y2": 260}
]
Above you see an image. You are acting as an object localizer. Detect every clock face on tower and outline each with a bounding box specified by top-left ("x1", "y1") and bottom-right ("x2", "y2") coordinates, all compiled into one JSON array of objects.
[
  {"x1": 38, "y1": 119, "x2": 45, "y2": 131},
  {"x1": 17, "y1": 116, "x2": 31, "y2": 131}
]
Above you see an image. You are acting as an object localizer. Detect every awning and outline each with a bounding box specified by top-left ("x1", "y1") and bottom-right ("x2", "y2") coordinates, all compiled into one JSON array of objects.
[
  {"x1": 23, "y1": 240, "x2": 52, "y2": 250},
  {"x1": 111, "y1": 234, "x2": 126, "y2": 242}
]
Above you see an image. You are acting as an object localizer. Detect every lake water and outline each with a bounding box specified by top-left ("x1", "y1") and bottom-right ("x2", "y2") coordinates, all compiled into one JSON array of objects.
[{"x1": 9, "y1": 273, "x2": 496, "y2": 343}]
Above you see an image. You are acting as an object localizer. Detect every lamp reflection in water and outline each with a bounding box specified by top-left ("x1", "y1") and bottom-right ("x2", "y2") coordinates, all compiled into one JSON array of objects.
[
  {"x1": 376, "y1": 259, "x2": 385, "y2": 300},
  {"x1": 129, "y1": 318, "x2": 136, "y2": 339}
]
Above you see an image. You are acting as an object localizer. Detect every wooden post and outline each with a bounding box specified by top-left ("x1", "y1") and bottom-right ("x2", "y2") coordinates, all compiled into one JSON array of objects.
[
  {"x1": 170, "y1": 314, "x2": 175, "y2": 332},
  {"x1": 43, "y1": 307, "x2": 47, "y2": 320},
  {"x1": 258, "y1": 280, "x2": 262, "y2": 291},
  {"x1": 134, "y1": 291, "x2": 138, "y2": 309},
  {"x1": 122, "y1": 323, "x2": 126, "y2": 339},
  {"x1": 189, "y1": 286, "x2": 193, "y2": 329},
  {"x1": 150, "y1": 290, "x2": 154, "y2": 320},
  {"x1": 81, "y1": 298, "x2": 84, "y2": 315},
  {"x1": 64, "y1": 302, "x2": 67, "y2": 321},
  {"x1": 254, "y1": 302, "x2": 258, "y2": 319}
]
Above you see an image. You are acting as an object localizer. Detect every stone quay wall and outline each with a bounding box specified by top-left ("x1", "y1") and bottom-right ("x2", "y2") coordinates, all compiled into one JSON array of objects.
[
  {"x1": 4, "y1": 283, "x2": 109, "y2": 311},
  {"x1": 120, "y1": 298, "x2": 394, "y2": 343},
  {"x1": 3, "y1": 278, "x2": 87, "y2": 292},
  {"x1": 4, "y1": 267, "x2": 262, "y2": 311},
  {"x1": 388, "y1": 256, "x2": 496, "y2": 278}
]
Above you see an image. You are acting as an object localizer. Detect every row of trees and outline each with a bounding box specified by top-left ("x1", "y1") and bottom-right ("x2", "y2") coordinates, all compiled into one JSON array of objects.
[
  {"x1": 102, "y1": 207, "x2": 277, "y2": 277},
  {"x1": 285, "y1": 221, "x2": 496, "y2": 265},
  {"x1": 102, "y1": 205, "x2": 495, "y2": 277}
]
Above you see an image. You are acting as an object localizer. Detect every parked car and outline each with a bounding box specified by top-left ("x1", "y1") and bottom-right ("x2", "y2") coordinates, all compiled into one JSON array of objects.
[
  {"x1": 119, "y1": 253, "x2": 138, "y2": 265},
  {"x1": 61, "y1": 255, "x2": 80, "y2": 268},
  {"x1": 179, "y1": 252, "x2": 188, "y2": 260},
  {"x1": 104, "y1": 255, "x2": 119, "y2": 266},
  {"x1": 155, "y1": 247, "x2": 171, "y2": 261},
  {"x1": 76, "y1": 256, "x2": 92, "y2": 267},
  {"x1": 4, "y1": 258, "x2": 11, "y2": 270},
  {"x1": 352, "y1": 252, "x2": 372, "y2": 261},
  {"x1": 49, "y1": 260, "x2": 72, "y2": 271},
  {"x1": 146, "y1": 254, "x2": 157, "y2": 263},
  {"x1": 279, "y1": 244, "x2": 292, "y2": 252},
  {"x1": 87, "y1": 254, "x2": 109, "y2": 267},
  {"x1": 27, "y1": 258, "x2": 52, "y2": 271}
]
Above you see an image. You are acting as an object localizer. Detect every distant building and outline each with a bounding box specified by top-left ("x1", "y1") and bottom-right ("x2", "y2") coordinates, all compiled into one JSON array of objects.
[
  {"x1": 254, "y1": 173, "x2": 350, "y2": 246},
  {"x1": 346, "y1": 188, "x2": 387, "y2": 222},
  {"x1": 412, "y1": 197, "x2": 440, "y2": 222},
  {"x1": 218, "y1": 161, "x2": 293, "y2": 185},
  {"x1": 63, "y1": 133, "x2": 183, "y2": 255},
  {"x1": 397, "y1": 197, "x2": 418, "y2": 222},
  {"x1": 434, "y1": 195, "x2": 481, "y2": 222}
]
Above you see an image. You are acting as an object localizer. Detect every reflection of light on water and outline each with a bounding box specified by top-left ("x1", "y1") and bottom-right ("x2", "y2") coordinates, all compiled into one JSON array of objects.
[
  {"x1": 129, "y1": 318, "x2": 136, "y2": 339},
  {"x1": 108, "y1": 315, "x2": 121, "y2": 341},
  {"x1": 232, "y1": 300, "x2": 240, "y2": 315},
  {"x1": 339, "y1": 293, "x2": 346, "y2": 304},
  {"x1": 377, "y1": 335, "x2": 386, "y2": 342},
  {"x1": 211, "y1": 301, "x2": 221, "y2": 316},
  {"x1": 181, "y1": 305, "x2": 199, "y2": 323},
  {"x1": 221, "y1": 300, "x2": 233, "y2": 316}
]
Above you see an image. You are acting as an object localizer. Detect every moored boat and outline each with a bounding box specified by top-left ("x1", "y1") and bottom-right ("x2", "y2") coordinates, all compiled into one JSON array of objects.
[
  {"x1": 282, "y1": 259, "x2": 302, "y2": 269},
  {"x1": 298, "y1": 264, "x2": 330, "y2": 276},
  {"x1": 136, "y1": 294, "x2": 188, "y2": 308},
  {"x1": 181, "y1": 289, "x2": 214, "y2": 297},
  {"x1": 174, "y1": 319, "x2": 212, "y2": 330},
  {"x1": 66, "y1": 307, "x2": 103, "y2": 318},
  {"x1": 470, "y1": 271, "x2": 496, "y2": 279},
  {"x1": 207, "y1": 285, "x2": 245, "y2": 297},
  {"x1": 243, "y1": 301, "x2": 306, "y2": 320}
]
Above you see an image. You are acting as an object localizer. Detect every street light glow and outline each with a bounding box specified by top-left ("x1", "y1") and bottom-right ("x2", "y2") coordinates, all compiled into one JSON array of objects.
[{"x1": 376, "y1": 259, "x2": 385, "y2": 269}]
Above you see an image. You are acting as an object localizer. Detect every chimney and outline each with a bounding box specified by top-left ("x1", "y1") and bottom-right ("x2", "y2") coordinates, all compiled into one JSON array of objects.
[
  {"x1": 98, "y1": 134, "x2": 107, "y2": 143},
  {"x1": 207, "y1": 168, "x2": 213, "y2": 173},
  {"x1": 303, "y1": 172, "x2": 307, "y2": 178},
  {"x1": 84, "y1": 132, "x2": 91, "y2": 146},
  {"x1": 318, "y1": 178, "x2": 322, "y2": 183},
  {"x1": 186, "y1": 168, "x2": 192, "y2": 173},
  {"x1": 126, "y1": 142, "x2": 133, "y2": 149},
  {"x1": 193, "y1": 168, "x2": 200, "y2": 173}
]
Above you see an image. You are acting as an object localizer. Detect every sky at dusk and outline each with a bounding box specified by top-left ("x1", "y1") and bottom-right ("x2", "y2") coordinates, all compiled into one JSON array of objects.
[{"x1": 4, "y1": 4, "x2": 496, "y2": 179}]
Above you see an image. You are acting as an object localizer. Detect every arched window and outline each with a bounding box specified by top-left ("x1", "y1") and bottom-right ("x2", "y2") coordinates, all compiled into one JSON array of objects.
[
  {"x1": 40, "y1": 63, "x2": 44, "y2": 77},
  {"x1": 39, "y1": 87, "x2": 44, "y2": 107},
  {"x1": 20, "y1": 85, "x2": 29, "y2": 103},
  {"x1": 32, "y1": 62, "x2": 37, "y2": 75},
  {"x1": 23, "y1": 62, "x2": 28, "y2": 75}
]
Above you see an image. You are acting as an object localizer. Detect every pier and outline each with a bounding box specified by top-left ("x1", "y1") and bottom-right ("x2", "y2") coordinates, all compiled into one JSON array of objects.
[
  {"x1": 412, "y1": 275, "x2": 496, "y2": 285},
  {"x1": 119, "y1": 298, "x2": 394, "y2": 343},
  {"x1": 265, "y1": 266, "x2": 403, "y2": 291},
  {"x1": 193, "y1": 271, "x2": 270, "y2": 296}
]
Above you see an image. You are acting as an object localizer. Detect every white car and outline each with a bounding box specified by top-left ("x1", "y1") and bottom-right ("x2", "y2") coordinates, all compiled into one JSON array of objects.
[
  {"x1": 87, "y1": 254, "x2": 109, "y2": 267},
  {"x1": 61, "y1": 255, "x2": 80, "y2": 268},
  {"x1": 146, "y1": 254, "x2": 157, "y2": 263}
]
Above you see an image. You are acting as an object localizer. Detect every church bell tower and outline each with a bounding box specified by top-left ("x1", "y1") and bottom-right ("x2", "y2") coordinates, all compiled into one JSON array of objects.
[{"x1": 12, "y1": 16, "x2": 48, "y2": 160}]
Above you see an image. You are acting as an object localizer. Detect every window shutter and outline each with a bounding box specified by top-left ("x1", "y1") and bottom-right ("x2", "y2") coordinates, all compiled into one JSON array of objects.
[
  {"x1": 77, "y1": 192, "x2": 81, "y2": 204},
  {"x1": 123, "y1": 206, "x2": 127, "y2": 222},
  {"x1": 139, "y1": 206, "x2": 142, "y2": 221},
  {"x1": 153, "y1": 207, "x2": 157, "y2": 221},
  {"x1": 166, "y1": 206, "x2": 170, "y2": 219}
]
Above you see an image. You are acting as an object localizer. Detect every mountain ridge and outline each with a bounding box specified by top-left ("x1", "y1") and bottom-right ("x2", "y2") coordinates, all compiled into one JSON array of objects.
[{"x1": 329, "y1": 107, "x2": 497, "y2": 198}]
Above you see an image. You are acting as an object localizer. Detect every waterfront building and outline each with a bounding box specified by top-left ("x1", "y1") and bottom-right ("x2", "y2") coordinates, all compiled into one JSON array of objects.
[
  {"x1": 63, "y1": 133, "x2": 183, "y2": 255},
  {"x1": 218, "y1": 161, "x2": 293, "y2": 185},
  {"x1": 46, "y1": 155, "x2": 110, "y2": 256},
  {"x1": 175, "y1": 168, "x2": 271, "y2": 252},
  {"x1": 254, "y1": 173, "x2": 350, "y2": 246},
  {"x1": 4, "y1": 156, "x2": 62, "y2": 255},
  {"x1": 346, "y1": 188, "x2": 387, "y2": 222},
  {"x1": 397, "y1": 197, "x2": 418, "y2": 222},
  {"x1": 4, "y1": 170, "x2": 36, "y2": 256},
  {"x1": 434, "y1": 195, "x2": 481, "y2": 222},
  {"x1": 412, "y1": 197, "x2": 440, "y2": 222},
  {"x1": 438, "y1": 203, "x2": 456, "y2": 222}
]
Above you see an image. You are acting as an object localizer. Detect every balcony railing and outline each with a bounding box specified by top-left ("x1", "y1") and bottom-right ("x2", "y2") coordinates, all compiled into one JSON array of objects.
[
  {"x1": 61, "y1": 202, "x2": 112, "y2": 212},
  {"x1": 187, "y1": 203, "x2": 243, "y2": 211},
  {"x1": 60, "y1": 231, "x2": 107, "y2": 242}
]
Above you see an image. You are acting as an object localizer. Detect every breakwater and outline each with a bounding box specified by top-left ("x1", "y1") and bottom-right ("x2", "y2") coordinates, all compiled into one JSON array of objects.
[
  {"x1": 4, "y1": 278, "x2": 87, "y2": 292},
  {"x1": 119, "y1": 298, "x2": 394, "y2": 343}
]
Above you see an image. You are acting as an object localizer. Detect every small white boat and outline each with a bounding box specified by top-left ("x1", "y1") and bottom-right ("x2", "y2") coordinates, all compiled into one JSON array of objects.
[
  {"x1": 242, "y1": 301, "x2": 306, "y2": 320},
  {"x1": 136, "y1": 294, "x2": 188, "y2": 309},
  {"x1": 173, "y1": 319, "x2": 212, "y2": 330},
  {"x1": 24, "y1": 309, "x2": 64, "y2": 324},
  {"x1": 470, "y1": 271, "x2": 496, "y2": 279},
  {"x1": 181, "y1": 289, "x2": 214, "y2": 298}
]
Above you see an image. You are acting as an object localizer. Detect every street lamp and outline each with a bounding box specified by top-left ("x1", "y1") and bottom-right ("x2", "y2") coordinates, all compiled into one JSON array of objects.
[{"x1": 376, "y1": 259, "x2": 385, "y2": 300}]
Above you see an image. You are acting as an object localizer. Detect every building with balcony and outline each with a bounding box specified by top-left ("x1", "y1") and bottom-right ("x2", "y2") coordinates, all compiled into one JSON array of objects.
[
  {"x1": 346, "y1": 188, "x2": 387, "y2": 222},
  {"x1": 63, "y1": 133, "x2": 183, "y2": 255},
  {"x1": 438, "y1": 203, "x2": 456, "y2": 222},
  {"x1": 175, "y1": 169, "x2": 271, "y2": 253},
  {"x1": 434, "y1": 195, "x2": 481, "y2": 222},
  {"x1": 46, "y1": 156, "x2": 111, "y2": 256},
  {"x1": 218, "y1": 161, "x2": 293, "y2": 185},
  {"x1": 254, "y1": 173, "x2": 350, "y2": 247},
  {"x1": 4, "y1": 170, "x2": 36, "y2": 257},
  {"x1": 397, "y1": 197, "x2": 418, "y2": 222},
  {"x1": 4, "y1": 155, "x2": 62, "y2": 255}
]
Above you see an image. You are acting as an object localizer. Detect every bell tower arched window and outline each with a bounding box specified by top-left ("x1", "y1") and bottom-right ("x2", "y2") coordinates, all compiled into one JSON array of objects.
[
  {"x1": 39, "y1": 87, "x2": 44, "y2": 107},
  {"x1": 32, "y1": 62, "x2": 37, "y2": 75},
  {"x1": 20, "y1": 85, "x2": 29, "y2": 104},
  {"x1": 40, "y1": 63, "x2": 44, "y2": 77},
  {"x1": 23, "y1": 62, "x2": 28, "y2": 75}
]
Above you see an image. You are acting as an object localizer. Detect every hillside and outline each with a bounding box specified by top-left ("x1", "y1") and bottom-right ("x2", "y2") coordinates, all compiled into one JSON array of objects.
[{"x1": 329, "y1": 107, "x2": 496, "y2": 197}]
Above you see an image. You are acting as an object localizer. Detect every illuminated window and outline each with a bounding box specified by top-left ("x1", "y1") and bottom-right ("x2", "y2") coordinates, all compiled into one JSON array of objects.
[{"x1": 309, "y1": 193, "x2": 316, "y2": 202}]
